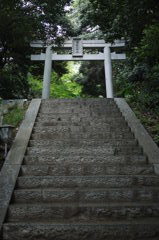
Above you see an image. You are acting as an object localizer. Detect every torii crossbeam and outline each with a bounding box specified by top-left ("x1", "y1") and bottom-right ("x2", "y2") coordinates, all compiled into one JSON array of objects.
[{"x1": 31, "y1": 38, "x2": 126, "y2": 99}]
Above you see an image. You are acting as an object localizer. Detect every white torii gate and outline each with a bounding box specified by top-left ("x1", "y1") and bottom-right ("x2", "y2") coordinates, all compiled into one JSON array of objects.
[{"x1": 31, "y1": 38, "x2": 126, "y2": 99}]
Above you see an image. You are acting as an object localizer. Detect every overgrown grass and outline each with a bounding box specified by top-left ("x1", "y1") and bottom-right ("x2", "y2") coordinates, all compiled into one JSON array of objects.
[
  {"x1": 3, "y1": 106, "x2": 27, "y2": 127},
  {"x1": 1, "y1": 105, "x2": 27, "y2": 170}
]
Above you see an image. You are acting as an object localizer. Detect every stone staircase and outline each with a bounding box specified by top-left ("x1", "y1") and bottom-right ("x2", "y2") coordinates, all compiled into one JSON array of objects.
[{"x1": 2, "y1": 99, "x2": 159, "y2": 239}]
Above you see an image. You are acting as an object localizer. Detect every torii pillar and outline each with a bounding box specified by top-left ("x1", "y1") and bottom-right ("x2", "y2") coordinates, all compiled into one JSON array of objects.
[
  {"x1": 104, "y1": 46, "x2": 113, "y2": 98},
  {"x1": 42, "y1": 45, "x2": 52, "y2": 99},
  {"x1": 42, "y1": 45, "x2": 114, "y2": 99}
]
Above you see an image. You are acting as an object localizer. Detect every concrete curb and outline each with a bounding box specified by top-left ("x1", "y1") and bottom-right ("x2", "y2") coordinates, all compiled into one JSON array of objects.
[
  {"x1": 115, "y1": 98, "x2": 159, "y2": 174},
  {"x1": 0, "y1": 99, "x2": 41, "y2": 235}
]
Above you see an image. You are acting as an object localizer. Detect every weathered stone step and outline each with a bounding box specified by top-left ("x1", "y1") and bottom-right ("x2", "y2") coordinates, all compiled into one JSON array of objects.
[
  {"x1": 34, "y1": 123, "x2": 129, "y2": 131},
  {"x1": 40, "y1": 105, "x2": 118, "y2": 110},
  {"x1": 20, "y1": 164, "x2": 153, "y2": 176},
  {"x1": 3, "y1": 221, "x2": 159, "y2": 240},
  {"x1": 31, "y1": 128, "x2": 134, "y2": 140},
  {"x1": 7, "y1": 203, "x2": 159, "y2": 223},
  {"x1": 39, "y1": 107, "x2": 120, "y2": 114},
  {"x1": 28, "y1": 139, "x2": 137, "y2": 148},
  {"x1": 36, "y1": 116, "x2": 125, "y2": 124},
  {"x1": 40, "y1": 101, "x2": 118, "y2": 108},
  {"x1": 34, "y1": 120, "x2": 127, "y2": 128},
  {"x1": 23, "y1": 154, "x2": 147, "y2": 166},
  {"x1": 41, "y1": 98, "x2": 115, "y2": 105},
  {"x1": 40, "y1": 100, "x2": 116, "y2": 106},
  {"x1": 13, "y1": 187, "x2": 159, "y2": 204},
  {"x1": 40, "y1": 103, "x2": 103, "y2": 108},
  {"x1": 37, "y1": 111, "x2": 122, "y2": 118},
  {"x1": 17, "y1": 175, "x2": 159, "y2": 189},
  {"x1": 33, "y1": 126, "x2": 130, "y2": 134},
  {"x1": 31, "y1": 132, "x2": 134, "y2": 140},
  {"x1": 26, "y1": 145, "x2": 142, "y2": 156}
]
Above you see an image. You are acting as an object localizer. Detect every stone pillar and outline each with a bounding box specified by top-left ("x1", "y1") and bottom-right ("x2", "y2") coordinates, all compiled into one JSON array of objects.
[
  {"x1": 42, "y1": 45, "x2": 52, "y2": 99},
  {"x1": 104, "y1": 46, "x2": 114, "y2": 98}
]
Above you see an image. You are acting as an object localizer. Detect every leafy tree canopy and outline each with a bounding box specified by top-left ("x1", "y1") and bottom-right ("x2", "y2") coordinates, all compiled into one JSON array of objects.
[
  {"x1": 0, "y1": 0, "x2": 72, "y2": 98},
  {"x1": 70, "y1": 0, "x2": 159, "y2": 47}
]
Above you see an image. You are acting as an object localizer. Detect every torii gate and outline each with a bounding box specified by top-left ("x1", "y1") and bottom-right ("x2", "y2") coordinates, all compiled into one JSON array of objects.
[{"x1": 31, "y1": 38, "x2": 126, "y2": 99}]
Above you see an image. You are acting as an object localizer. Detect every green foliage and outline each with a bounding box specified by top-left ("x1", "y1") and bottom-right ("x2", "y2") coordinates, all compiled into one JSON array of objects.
[
  {"x1": 132, "y1": 109, "x2": 159, "y2": 146},
  {"x1": 0, "y1": 64, "x2": 29, "y2": 99},
  {"x1": 0, "y1": 0, "x2": 72, "y2": 99},
  {"x1": 50, "y1": 78, "x2": 82, "y2": 98},
  {"x1": 75, "y1": 61, "x2": 105, "y2": 97},
  {"x1": 113, "y1": 60, "x2": 159, "y2": 145},
  {"x1": 28, "y1": 62, "x2": 83, "y2": 98},
  {"x1": 50, "y1": 64, "x2": 83, "y2": 98},
  {"x1": 114, "y1": 62, "x2": 159, "y2": 110},
  {"x1": 135, "y1": 24, "x2": 159, "y2": 65},
  {"x1": 68, "y1": 0, "x2": 94, "y2": 35},
  {"x1": 3, "y1": 106, "x2": 26, "y2": 127},
  {"x1": 77, "y1": 0, "x2": 159, "y2": 47},
  {"x1": 28, "y1": 74, "x2": 43, "y2": 98}
]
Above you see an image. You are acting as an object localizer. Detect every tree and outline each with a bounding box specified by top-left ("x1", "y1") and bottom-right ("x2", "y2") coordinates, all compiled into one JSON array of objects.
[
  {"x1": 75, "y1": 61, "x2": 106, "y2": 97},
  {"x1": 69, "y1": 0, "x2": 159, "y2": 101},
  {"x1": 79, "y1": 0, "x2": 159, "y2": 47},
  {"x1": 0, "y1": 0, "x2": 72, "y2": 99}
]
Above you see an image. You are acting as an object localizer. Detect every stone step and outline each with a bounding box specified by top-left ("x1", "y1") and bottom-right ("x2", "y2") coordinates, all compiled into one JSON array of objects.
[
  {"x1": 37, "y1": 111, "x2": 122, "y2": 118},
  {"x1": 40, "y1": 100, "x2": 116, "y2": 105},
  {"x1": 31, "y1": 132, "x2": 134, "y2": 140},
  {"x1": 36, "y1": 116, "x2": 125, "y2": 124},
  {"x1": 40, "y1": 102, "x2": 118, "y2": 108},
  {"x1": 32, "y1": 130, "x2": 132, "y2": 140},
  {"x1": 23, "y1": 154, "x2": 147, "y2": 166},
  {"x1": 17, "y1": 175, "x2": 159, "y2": 189},
  {"x1": 3, "y1": 221, "x2": 159, "y2": 240},
  {"x1": 20, "y1": 164, "x2": 153, "y2": 176},
  {"x1": 41, "y1": 98, "x2": 115, "y2": 105},
  {"x1": 13, "y1": 187, "x2": 159, "y2": 204},
  {"x1": 40, "y1": 104, "x2": 120, "y2": 113},
  {"x1": 40, "y1": 99, "x2": 118, "y2": 105},
  {"x1": 28, "y1": 139, "x2": 137, "y2": 148},
  {"x1": 7, "y1": 203, "x2": 159, "y2": 223},
  {"x1": 33, "y1": 126, "x2": 130, "y2": 134},
  {"x1": 39, "y1": 107, "x2": 120, "y2": 114},
  {"x1": 34, "y1": 120, "x2": 128, "y2": 128},
  {"x1": 26, "y1": 145, "x2": 142, "y2": 156}
]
